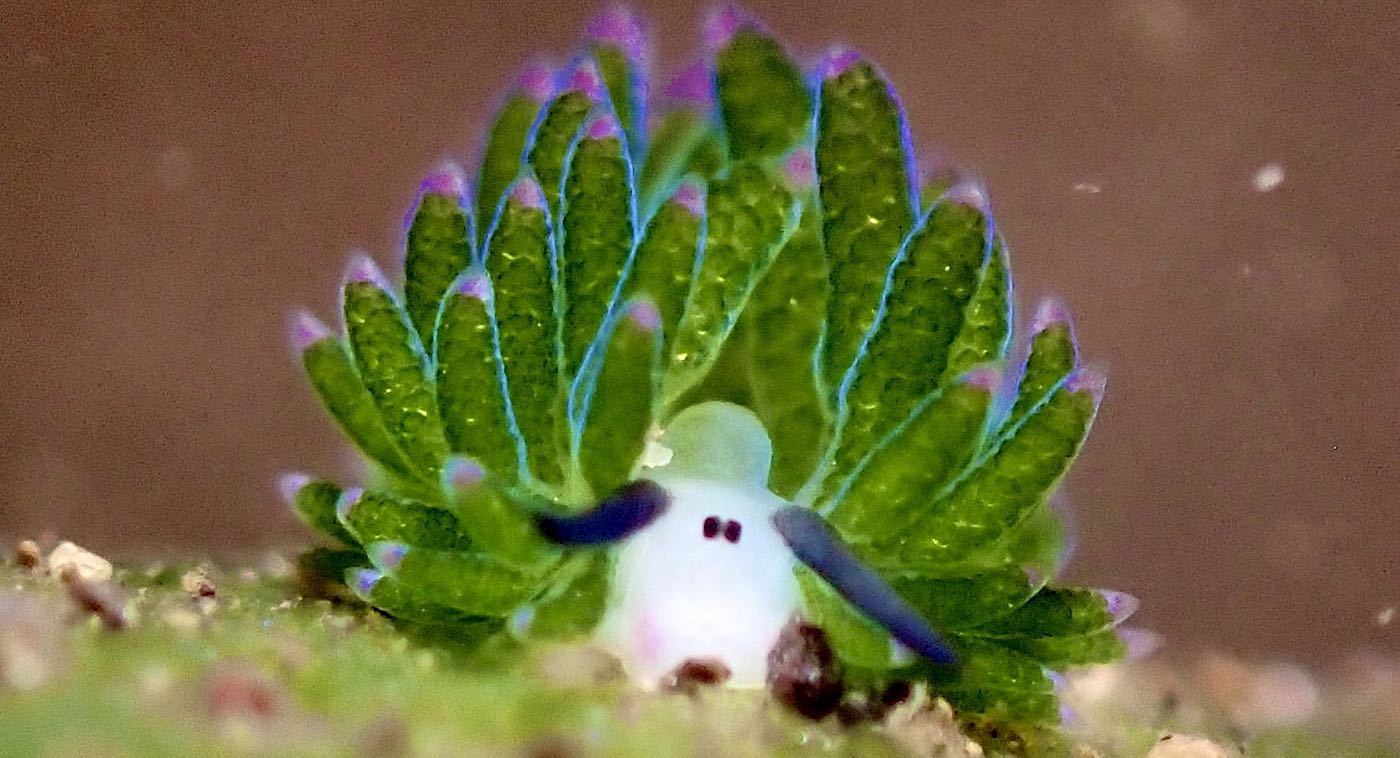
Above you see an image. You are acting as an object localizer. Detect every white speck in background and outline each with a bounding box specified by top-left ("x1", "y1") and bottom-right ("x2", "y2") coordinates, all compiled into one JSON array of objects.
[
  {"x1": 1378, "y1": 606, "x2": 1395, "y2": 627},
  {"x1": 1072, "y1": 181, "x2": 1103, "y2": 195},
  {"x1": 1252, "y1": 163, "x2": 1285, "y2": 192}
]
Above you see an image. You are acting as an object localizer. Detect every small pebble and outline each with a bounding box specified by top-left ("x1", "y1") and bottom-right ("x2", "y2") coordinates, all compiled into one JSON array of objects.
[
  {"x1": 47, "y1": 541, "x2": 112, "y2": 583},
  {"x1": 660, "y1": 657, "x2": 731, "y2": 696},
  {"x1": 59, "y1": 567, "x2": 128, "y2": 631},
  {"x1": 884, "y1": 691, "x2": 984, "y2": 757},
  {"x1": 15, "y1": 540, "x2": 42, "y2": 570},
  {"x1": 765, "y1": 620, "x2": 844, "y2": 720},
  {"x1": 181, "y1": 567, "x2": 218, "y2": 600}
]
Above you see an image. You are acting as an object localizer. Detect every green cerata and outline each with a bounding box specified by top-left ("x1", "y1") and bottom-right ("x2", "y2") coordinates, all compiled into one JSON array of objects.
[{"x1": 282, "y1": 6, "x2": 1140, "y2": 730}]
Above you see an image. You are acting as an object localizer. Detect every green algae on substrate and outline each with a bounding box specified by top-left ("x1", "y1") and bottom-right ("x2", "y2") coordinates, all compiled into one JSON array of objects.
[
  {"x1": 0, "y1": 562, "x2": 909, "y2": 758},
  {"x1": 5, "y1": 562, "x2": 1393, "y2": 757}
]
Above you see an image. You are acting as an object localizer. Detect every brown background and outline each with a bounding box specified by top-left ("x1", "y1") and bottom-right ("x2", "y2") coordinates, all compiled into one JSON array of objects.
[{"x1": 2, "y1": 1, "x2": 1397, "y2": 667}]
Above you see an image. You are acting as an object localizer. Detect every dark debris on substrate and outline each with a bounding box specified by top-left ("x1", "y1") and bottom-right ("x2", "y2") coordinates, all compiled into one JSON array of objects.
[
  {"x1": 292, "y1": 547, "x2": 969, "y2": 732},
  {"x1": 765, "y1": 619, "x2": 918, "y2": 725}
]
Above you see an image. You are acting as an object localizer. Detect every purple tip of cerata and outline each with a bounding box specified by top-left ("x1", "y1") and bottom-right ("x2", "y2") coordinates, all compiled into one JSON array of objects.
[
  {"x1": 335, "y1": 487, "x2": 364, "y2": 520},
  {"x1": 587, "y1": 6, "x2": 646, "y2": 59},
  {"x1": 444, "y1": 456, "x2": 487, "y2": 490},
  {"x1": 664, "y1": 59, "x2": 714, "y2": 104},
  {"x1": 518, "y1": 61, "x2": 557, "y2": 103},
  {"x1": 369, "y1": 542, "x2": 409, "y2": 571},
  {"x1": 509, "y1": 177, "x2": 546, "y2": 210},
  {"x1": 702, "y1": 5, "x2": 744, "y2": 52},
  {"x1": 1099, "y1": 589, "x2": 1140, "y2": 624},
  {"x1": 819, "y1": 46, "x2": 862, "y2": 80},
  {"x1": 344, "y1": 252, "x2": 387, "y2": 288},
  {"x1": 1030, "y1": 297, "x2": 1072, "y2": 335},
  {"x1": 960, "y1": 365, "x2": 1002, "y2": 392},
  {"x1": 287, "y1": 309, "x2": 333, "y2": 352},
  {"x1": 1117, "y1": 627, "x2": 1163, "y2": 661},
  {"x1": 347, "y1": 568, "x2": 382, "y2": 598},
  {"x1": 457, "y1": 270, "x2": 492, "y2": 301},
  {"x1": 276, "y1": 472, "x2": 311, "y2": 505},
  {"x1": 419, "y1": 162, "x2": 468, "y2": 199},
  {"x1": 565, "y1": 61, "x2": 605, "y2": 101},
  {"x1": 944, "y1": 179, "x2": 990, "y2": 213},
  {"x1": 627, "y1": 298, "x2": 662, "y2": 332},
  {"x1": 1065, "y1": 367, "x2": 1107, "y2": 401},
  {"x1": 586, "y1": 113, "x2": 622, "y2": 140},
  {"x1": 782, "y1": 149, "x2": 815, "y2": 190},
  {"x1": 671, "y1": 180, "x2": 705, "y2": 216},
  {"x1": 508, "y1": 606, "x2": 536, "y2": 638}
]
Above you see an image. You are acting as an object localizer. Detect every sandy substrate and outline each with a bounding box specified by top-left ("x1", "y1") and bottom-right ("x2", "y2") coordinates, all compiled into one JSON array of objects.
[{"x1": 1, "y1": 539, "x2": 1396, "y2": 757}]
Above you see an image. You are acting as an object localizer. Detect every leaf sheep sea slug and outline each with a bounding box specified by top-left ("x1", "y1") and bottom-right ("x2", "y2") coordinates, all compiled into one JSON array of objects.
[{"x1": 281, "y1": 6, "x2": 1141, "y2": 727}]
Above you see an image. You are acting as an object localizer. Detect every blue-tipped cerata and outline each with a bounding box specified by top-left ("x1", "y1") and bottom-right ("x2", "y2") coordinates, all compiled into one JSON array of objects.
[
  {"x1": 533, "y1": 479, "x2": 670, "y2": 545},
  {"x1": 772, "y1": 505, "x2": 956, "y2": 665}
]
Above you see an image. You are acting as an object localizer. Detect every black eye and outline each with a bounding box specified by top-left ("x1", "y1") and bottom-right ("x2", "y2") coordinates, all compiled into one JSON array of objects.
[
  {"x1": 702, "y1": 516, "x2": 721, "y2": 539},
  {"x1": 724, "y1": 520, "x2": 742, "y2": 543}
]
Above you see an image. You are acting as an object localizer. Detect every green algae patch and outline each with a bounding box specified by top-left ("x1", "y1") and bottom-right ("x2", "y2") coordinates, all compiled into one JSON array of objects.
[
  {"x1": 4, "y1": 559, "x2": 1395, "y2": 758},
  {"x1": 0, "y1": 561, "x2": 917, "y2": 758}
]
